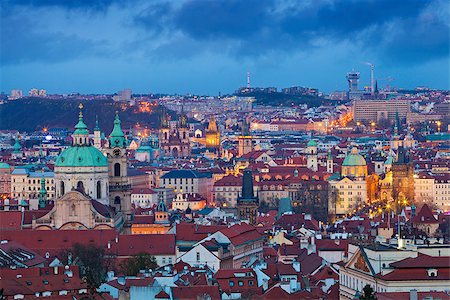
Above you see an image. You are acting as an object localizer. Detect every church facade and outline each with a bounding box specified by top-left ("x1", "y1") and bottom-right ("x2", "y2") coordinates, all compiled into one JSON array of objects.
[
  {"x1": 35, "y1": 105, "x2": 131, "y2": 230},
  {"x1": 158, "y1": 109, "x2": 191, "y2": 158}
]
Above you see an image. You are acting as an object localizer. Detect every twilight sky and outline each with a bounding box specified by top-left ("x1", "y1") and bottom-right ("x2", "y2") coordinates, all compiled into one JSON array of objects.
[{"x1": 1, "y1": 0, "x2": 449, "y2": 95}]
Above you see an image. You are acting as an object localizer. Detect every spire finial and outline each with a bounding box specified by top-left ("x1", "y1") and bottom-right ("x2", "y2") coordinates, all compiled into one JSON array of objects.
[{"x1": 78, "y1": 103, "x2": 84, "y2": 119}]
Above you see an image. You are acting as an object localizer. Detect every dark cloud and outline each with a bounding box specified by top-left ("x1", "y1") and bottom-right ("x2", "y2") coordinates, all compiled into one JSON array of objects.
[
  {"x1": 0, "y1": 16, "x2": 105, "y2": 65},
  {"x1": 3, "y1": 0, "x2": 118, "y2": 11},
  {"x1": 135, "y1": 0, "x2": 449, "y2": 64}
]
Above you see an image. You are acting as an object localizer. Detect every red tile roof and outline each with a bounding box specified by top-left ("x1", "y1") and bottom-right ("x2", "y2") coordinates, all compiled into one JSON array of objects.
[
  {"x1": 377, "y1": 291, "x2": 450, "y2": 300},
  {"x1": 389, "y1": 253, "x2": 450, "y2": 269},
  {"x1": 108, "y1": 234, "x2": 176, "y2": 256},
  {"x1": 274, "y1": 213, "x2": 320, "y2": 231},
  {"x1": 175, "y1": 223, "x2": 226, "y2": 242},
  {"x1": 0, "y1": 229, "x2": 117, "y2": 258},
  {"x1": 171, "y1": 285, "x2": 220, "y2": 300},
  {"x1": 0, "y1": 211, "x2": 22, "y2": 230},
  {"x1": 379, "y1": 267, "x2": 449, "y2": 281},
  {"x1": 220, "y1": 223, "x2": 264, "y2": 246},
  {"x1": 412, "y1": 204, "x2": 438, "y2": 224}
]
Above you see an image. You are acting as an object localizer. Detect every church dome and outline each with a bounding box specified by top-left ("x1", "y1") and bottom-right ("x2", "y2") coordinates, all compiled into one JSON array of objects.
[
  {"x1": 55, "y1": 146, "x2": 107, "y2": 167},
  {"x1": 342, "y1": 147, "x2": 366, "y2": 166},
  {"x1": 307, "y1": 140, "x2": 317, "y2": 147}
]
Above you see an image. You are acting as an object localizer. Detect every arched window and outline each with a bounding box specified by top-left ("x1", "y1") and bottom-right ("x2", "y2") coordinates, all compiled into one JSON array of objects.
[
  {"x1": 164, "y1": 132, "x2": 168, "y2": 140},
  {"x1": 79, "y1": 138, "x2": 82, "y2": 144},
  {"x1": 96, "y1": 181, "x2": 101, "y2": 199},
  {"x1": 114, "y1": 196, "x2": 121, "y2": 204},
  {"x1": 183, "y1": 132, "x2": 186, "y2": 139},
  {"x1": 71, "y1": 203, "x2": 77, "y2": 216},
  {"x1": 76, "y1": 181, "x2": 85, "y2": 194},
  {"x1": 114, "y1": 163, "x2": 121, "y2": 177},
  {"x1": 60, "y1": 181, "x2": 65, "y2": 195}
]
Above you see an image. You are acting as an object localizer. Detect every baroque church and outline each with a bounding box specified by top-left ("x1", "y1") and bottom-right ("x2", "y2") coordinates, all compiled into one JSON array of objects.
[
  {"x1": 33, "y1": 105, "x2": 131, "y2": 230},
  {"x1": 158, "y1": 108, "x2": 191, "y2": 158}
]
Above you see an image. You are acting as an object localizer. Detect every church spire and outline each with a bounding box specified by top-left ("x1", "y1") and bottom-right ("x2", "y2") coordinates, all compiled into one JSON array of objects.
[
  {"x1": 109, "y1": 111, "x2": 126, "y2": 148},
  {"x1": 94, "y1": 115, "x2": 100, "y2": 131},
  {"x1": 73, "y1": 103, "x2": 90, "y2": 146},
  {"x1": 38, "y1": 170, "x2": 47, "y2": 209}
]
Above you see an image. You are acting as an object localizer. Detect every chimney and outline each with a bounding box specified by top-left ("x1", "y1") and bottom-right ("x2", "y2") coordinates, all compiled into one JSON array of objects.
[{"x1": 409, "y1": 289, "x2": 418, "y2": 300}]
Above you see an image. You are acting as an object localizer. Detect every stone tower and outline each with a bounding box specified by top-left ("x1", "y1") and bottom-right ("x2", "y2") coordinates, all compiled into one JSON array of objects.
[
  {"x1": 93, "y1": 115, "x2": 102, "y2": 150},
  {"x1": 238, "y1": 119, "x2": 253, "y2": 157},
  {"x1": 327, "y1": 150, "x2": 333, "y2": 174},
  {"x1": 106, "y1": 112, "x2": 132, "y2": 221},
  {"x1": 307, "y1": 140, "x2": 318, "y2": 172},
  {"x1": 237, "y1": 169, "x2": 259, "y2": 225},
  {"x1": 205, "y1": 115, "x2": 220, "y2": 149},
  {"x1": 392, "y1": 146, "x2": 415, "y2": 210}
]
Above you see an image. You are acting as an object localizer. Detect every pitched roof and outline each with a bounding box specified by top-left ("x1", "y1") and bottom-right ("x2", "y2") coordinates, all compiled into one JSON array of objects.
[
  {"x1": 171, "y1": 285, "x2": 220, "y2": 300},
  {"x1": 108, "y1": 234, "x2": 176, "y2": 256},
  {"x1": 389, "y1": 254, "x2": 450, "y2": 269},
  {"x1": 0, "y1": 211, "x2": 22, "y2": 230},
  {"x1": 161, "y1": 170, "x2": 211, "y2": 179},
  {"x1": 412, "y1": 204, "x2": 438, "y2": 224}
]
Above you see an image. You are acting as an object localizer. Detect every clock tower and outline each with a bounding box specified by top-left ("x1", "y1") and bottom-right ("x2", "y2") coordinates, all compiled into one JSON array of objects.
[{"x1": 106, "y1": 112, "x2": 132, "y2": 222}]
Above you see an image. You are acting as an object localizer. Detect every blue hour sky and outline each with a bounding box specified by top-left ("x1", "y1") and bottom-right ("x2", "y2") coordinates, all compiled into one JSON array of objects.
[{"x1": 1, "y1": 0, "x2": 449, "y2": 95}]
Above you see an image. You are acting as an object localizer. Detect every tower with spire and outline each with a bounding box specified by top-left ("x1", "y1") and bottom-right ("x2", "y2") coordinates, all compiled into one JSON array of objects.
[
  {"x1": 327, "y1": 149, "x2": 334, "y2": 174},
  {"x1": 11, "y1": 135, "x2": 23, "y2": 159},
  {"x1": 205, "y1": 115, "x2": 221, "y2": 150},
  {"x1": 158, "y1": 105, "x2": 191, "y2": 158},
  {"x1": 105, "y1": 111, "x2": 132, "y2": 222},
  {"x1": 237, "y1": 169, "x2": 259, "y2": 225},
  {"x1": 93, "y1": 115, "x2": 102, "y2": 150},
  {"x1": 38, "y1": 170, "x2": 48, "y2": 209}
]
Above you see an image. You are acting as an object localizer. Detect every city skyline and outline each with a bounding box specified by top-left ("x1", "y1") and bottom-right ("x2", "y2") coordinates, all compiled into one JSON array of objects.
[{"x1": 1, "y1": 0, "x2": 449, "y2": 94}]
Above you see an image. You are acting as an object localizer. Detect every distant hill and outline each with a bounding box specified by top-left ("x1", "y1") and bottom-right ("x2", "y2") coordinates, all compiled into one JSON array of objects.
[
  {"x1": 0, "y1": 98, "x2": 164, "y2": 132},
  {"x1": 235, "y1": 91, "x2": 336, "y2": 107}
]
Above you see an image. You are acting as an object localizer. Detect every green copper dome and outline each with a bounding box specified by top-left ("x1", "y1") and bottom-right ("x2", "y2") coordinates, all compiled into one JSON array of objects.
[
  {"x1": 55, "y1": 146, "x2": 108, "y2": 167},
  {"x1": 13, "y1": 138, "x2": 22, "y2": 152},
  {"x1": 307, "y1": 140, "x2": 317, "y2": 147},
  {"x1": 342, "y1": 147, "x2": 366, "y2": 166},
  {"x1": 109, "y1": 112, "x2": 126, "y2": 148},
  {"x1": 0, "y1": 162, "x2": 11, "y2": 169}
]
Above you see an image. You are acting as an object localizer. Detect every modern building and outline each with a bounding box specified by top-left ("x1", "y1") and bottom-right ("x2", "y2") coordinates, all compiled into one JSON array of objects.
[{"x1": 353, "y1": 99, "x2": 410, "y2": 123}]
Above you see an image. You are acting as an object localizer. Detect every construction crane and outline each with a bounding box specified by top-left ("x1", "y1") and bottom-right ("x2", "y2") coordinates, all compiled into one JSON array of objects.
[
  {"x1": 364, "y1": 62, "x2": 375, "y2": 96},
  {"x1": 378, "y1": 77, "x2": 395, "y2": 92}
]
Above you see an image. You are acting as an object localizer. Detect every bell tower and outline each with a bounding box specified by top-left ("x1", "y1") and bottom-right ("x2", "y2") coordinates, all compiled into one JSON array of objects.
[
  {"x1": 306, "y1": 140, "x2": 318, "y2": 172},
  {"x1": 158, "y1": 108, "x2": 170, "y2": 157},
  {"x1": 238, "y1": 119, "x2": 253, "y2": 157},
  {"x1": 106, "y1": 112, "x2": 132, "y2": 221},
  {"x1": 237, "y1": 169, "x2": 259, "y2": 225},
  {"x1": 93, "y1": 115, "x2": 102, "y2": 150},
  {"x1": 178, "y1": 105, "x2": 190, "y2": 157},
  {"x1": 327, "y1": 150, "x2": 333, "y2": 174}
]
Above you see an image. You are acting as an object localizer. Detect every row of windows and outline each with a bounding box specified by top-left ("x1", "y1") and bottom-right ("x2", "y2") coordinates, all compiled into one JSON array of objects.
[
  {"x1": 229, "y1": 280, "x2": 254, "y2": 287},
  {"x1": 163, "y1": 178, "x2": 195, "y2": 184}
]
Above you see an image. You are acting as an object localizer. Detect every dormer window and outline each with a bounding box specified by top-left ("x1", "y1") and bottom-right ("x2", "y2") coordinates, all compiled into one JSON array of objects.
[{"x1": 427, "y1": 268, "x2": 438, "y2": 277}]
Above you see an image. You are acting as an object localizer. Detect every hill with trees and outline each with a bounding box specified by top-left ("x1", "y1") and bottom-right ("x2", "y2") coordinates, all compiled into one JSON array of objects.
[{"x1": 0, "y1": 98, "x2": 164, "y2": 132}]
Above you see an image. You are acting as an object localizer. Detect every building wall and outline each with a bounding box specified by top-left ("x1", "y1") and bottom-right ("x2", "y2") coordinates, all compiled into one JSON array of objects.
[
  {"x1": 329, "y1": 178, "x2": 367, "y2": 216},
  {"x1": 353, "y1": 99, "x2": 410, "y2": 123},
  {"x1": 11, "y1": 173, "x2": 56, "y2": 200}
]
